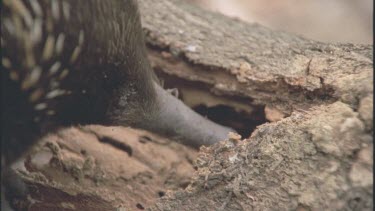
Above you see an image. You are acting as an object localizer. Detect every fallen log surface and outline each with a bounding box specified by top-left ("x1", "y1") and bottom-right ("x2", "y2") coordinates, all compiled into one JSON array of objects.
[
  {"x1": 151, "y1": 102, "x2": 373, "y2": 210},
  {"x1": 11, "y1": 0, "x2": 372, "y2": 210},
  {"x1": 141, "y1": 0, "x2": 372, "y2": 115}
]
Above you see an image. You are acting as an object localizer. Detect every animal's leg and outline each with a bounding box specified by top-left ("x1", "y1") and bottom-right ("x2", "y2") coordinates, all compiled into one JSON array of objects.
[{"x1": 139, "y1": 82, "x2": 235, "y2": 148}]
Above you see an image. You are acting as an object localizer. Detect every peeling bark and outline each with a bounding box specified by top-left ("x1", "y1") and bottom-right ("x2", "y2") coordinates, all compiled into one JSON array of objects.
[
  {"x1": 10, "y1": 0, "x2": 373, "y2": 210},
  {"x1": 139, "y1": 0, "x2": 372, "y2": 115}
]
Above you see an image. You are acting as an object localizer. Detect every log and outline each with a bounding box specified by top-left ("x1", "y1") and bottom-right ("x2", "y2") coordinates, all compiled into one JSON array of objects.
[
  {"x1": 10, "y1": 0, "x2": 372, "y2": 210},
  {"x1": 140, "y1": 0, "x2": 372, "y2": 115},
  {"x1": 151, "y1": 102, "x2": 373, "y2": 210},
  {"x1": 10, "y1": 126, "x2": 197, "y2": 210}
]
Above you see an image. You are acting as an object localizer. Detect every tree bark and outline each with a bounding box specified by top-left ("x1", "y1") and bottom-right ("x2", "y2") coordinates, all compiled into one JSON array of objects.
[
  {"x1": 140, "y1": 0, "x2": 372, "y2": 115},
  {"x1": 11, "y1": 0, "x2": 372, "y2": 210}
]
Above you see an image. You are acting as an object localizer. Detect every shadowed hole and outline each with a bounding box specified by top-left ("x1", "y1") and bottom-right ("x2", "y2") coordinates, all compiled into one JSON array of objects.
[
  {"x1": 139, "y1": 135, "x2": 152, "y2": 144},
  {"x1": 136, "y1": 203, "x2": 145, "y2": 210},
  {"x1": 97, "y1": 136, "x2": 132, "y2": 156},
  {"x1": 158, "y1": 191, "x2": 165, "y2": 197},
  {"x1": 193, "y1": 104, "x2": 267, "y2": 138}
]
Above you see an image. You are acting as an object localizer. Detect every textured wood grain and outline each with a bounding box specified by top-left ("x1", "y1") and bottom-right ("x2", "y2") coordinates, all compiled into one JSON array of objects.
[
  {"x1": 139, "y1": 0, "x2": 372, "y2": 113},
  {"x1": 10, "y1": 1, "x2": 372, "y2": 210}
]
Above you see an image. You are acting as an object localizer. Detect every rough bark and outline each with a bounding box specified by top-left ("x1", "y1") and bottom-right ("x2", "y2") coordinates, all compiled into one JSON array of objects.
[
  {"x1": 11, "y1": 126, "x2": 197, "y2": 210},
  {"x1": 140, "y1": 0, "x2": 372, "y2": 115},
  {"x1": 151, "y1": 102, "x2": 373, "y2": 211},
  {"x1": 10, "y1": 0, "x2": 372, "y2": 210}
]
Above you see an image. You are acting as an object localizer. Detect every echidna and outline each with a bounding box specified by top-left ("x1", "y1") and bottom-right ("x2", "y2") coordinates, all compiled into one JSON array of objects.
[{"x1": 1, "y1": 0, "x2": 233, "y2": 207}]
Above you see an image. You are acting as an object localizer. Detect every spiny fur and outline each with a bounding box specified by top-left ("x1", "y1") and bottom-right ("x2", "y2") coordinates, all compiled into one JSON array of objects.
[
  {"x1": 2, "y1": 0, "x2": 81, "y2": 123},
  {"x1": 2, "y1": 1, "x2": 161, "y2": 208},
  {"x1": 2, "y1": 0, "x2": 158, "y2": 165}
]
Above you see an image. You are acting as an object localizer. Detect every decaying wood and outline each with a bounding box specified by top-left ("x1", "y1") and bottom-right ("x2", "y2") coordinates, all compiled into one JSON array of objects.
[
  {"x1": 140, "y1": 0, "x2": 372, "y2": 115},
  {"x1": 11, "y1": 0, "x2": 372, "y2": 210},
  {"x1": 150, "y1": 102, "x2": 373, "y2": 210},
  {"x1": 11, "y1": 126, "x2": 197, "y2": 210}
]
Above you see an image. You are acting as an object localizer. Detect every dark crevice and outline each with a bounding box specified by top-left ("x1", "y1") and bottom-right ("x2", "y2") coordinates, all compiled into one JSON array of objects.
[
  {"x1": 193, "y1": 104, "x2": 267, "y2": 138},
  {"x1": 139, "y1": 135, "x2": 153, "y2": 144},
  {"x1": 80, "y1": 150, "x2": 87, "y2": 155},
  {"x1": 82, "y1": 128, "x2": 133, "y2": 156},
  {"x1": 136, "y1": 203, "x2": 145, "y2": 210},
  {"x1": 97, "y1": 136, "x2": 133, "y2": 156},
  {"x1": 180, "y1": 181, "x2": 191, "y2": 189},
  {"x1": 158, "y1": 191, "x2": 165, "y2": 197}
]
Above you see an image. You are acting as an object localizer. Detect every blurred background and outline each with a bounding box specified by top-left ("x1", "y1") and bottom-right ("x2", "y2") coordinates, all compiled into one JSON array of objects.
[{"x1": 188, "y1": 0, "x2": 372, "y2": 44}]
